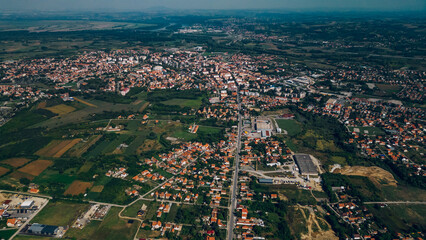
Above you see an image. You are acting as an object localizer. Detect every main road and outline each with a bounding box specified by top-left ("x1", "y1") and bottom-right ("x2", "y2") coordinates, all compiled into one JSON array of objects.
[{"x1": 227, "y1": 90, "x2": 243, "y2": 240}]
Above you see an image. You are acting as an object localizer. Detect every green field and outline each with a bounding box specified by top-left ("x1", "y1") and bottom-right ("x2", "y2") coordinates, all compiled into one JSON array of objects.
[
  {"x1": 65, "y1": 207, "x2": 139, "y2": 240},
  {"x1": 0, "y1": 229, "x2": 18, "y2": 239},
  {"x1": 376, "y1": 84, "x2": 403, "y2": 94},
  {"x1": 161, "y1": 97, "x2": 203, "y2": 108},
  {"x1": 31, "y1": 201, "x2": 90, "y2": 226},
  {"x1": 121, "y1": 200, "x2": 146, "y2": 218},
  {"x1": 276, "y1": 119, "x2": 302, "y2": 136},
  {"x1": 13, "y1": 235, "x2": 53, "y2": 240},
  {"x1": 368, "y1": 205, "x2": 426, "y2": 233}
]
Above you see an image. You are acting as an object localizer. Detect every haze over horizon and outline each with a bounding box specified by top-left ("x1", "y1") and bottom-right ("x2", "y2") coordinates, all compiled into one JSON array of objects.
[{"x1": 1, "y1": 0, "x2": 425, "y2": 12}]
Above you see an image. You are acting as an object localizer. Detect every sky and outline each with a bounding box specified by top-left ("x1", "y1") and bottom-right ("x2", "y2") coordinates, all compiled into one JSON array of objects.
[{"x1": 0, "y1": 0, "x2": 425, "y2": 12}]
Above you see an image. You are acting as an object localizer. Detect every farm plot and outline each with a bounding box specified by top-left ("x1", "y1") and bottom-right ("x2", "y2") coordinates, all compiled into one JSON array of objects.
[
  {"x1": 45, "y1": 104, "x2": 76, "y2": 115},
  {"x1": 66, "y1": 135, "x2": 102, "y2": 157},
  {"x1": 17, "y1": 159, "x2": 52, "y2": 177},
  {"x1": 35, "y1": 139, "x2": 81, "y2": 157},
  {"x1": 64, "y1": 180, "x2": 94, "y2": 196},
  {"x1": 0, "y1": 157, "x2": 30, "y2": 168},
  {"x1": 0, "y1": 167, "x2": 9, "y2": 176}
]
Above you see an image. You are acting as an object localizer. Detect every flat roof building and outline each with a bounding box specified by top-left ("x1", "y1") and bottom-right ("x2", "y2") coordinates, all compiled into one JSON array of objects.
[
  {"x1": 21, "y1": 200, "x2": 34, "y2": 209},
  {"x1": 28, "y1": 223, "x2": 59, "y2": 236},
  {"x1": 258, "y1": 178, "x2": 274, "y2": 184},
  {"x1": 293, "y1": 154, "x2": 318, "y2": 175}
]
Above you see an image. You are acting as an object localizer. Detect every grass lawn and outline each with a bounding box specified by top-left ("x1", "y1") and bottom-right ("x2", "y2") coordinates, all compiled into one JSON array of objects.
[
  {"x1": 348, "y1": 126, "x2": 385, "y2": 136},
  {"x1": 31, "y1": 201, "x2": 90, "y2": 226},
  {"x1": 197, "y1": 125, "x2": 222, "y2": 134},
  {"x1": 0, "y1": 229, "x2": 18, "y2": 239},
  {"x1": 276, "y1": 119, "x2": 302, "y2": 136},
  {"x1": 330, "y1": 156, "x2": 347, "y2": 165},
  {"x1": 122, "y1": 200, "x2": 146, "y2": 218},
  {"x1": 165, "y1": 203, "x2": 179, "y2": 222},
  {"x1": 13, "y1": 235, "x2": 53, "y2": 240}
]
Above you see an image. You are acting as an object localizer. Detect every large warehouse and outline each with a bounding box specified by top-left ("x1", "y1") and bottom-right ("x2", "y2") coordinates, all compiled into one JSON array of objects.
[{"x1": 293, "y1": 154, "x2": 318, "y2": 175}]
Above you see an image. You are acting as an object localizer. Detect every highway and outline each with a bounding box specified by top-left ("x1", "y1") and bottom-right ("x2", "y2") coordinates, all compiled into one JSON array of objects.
[{"x1": 226, "y1": 90, "x2": 242, "y2": 240}]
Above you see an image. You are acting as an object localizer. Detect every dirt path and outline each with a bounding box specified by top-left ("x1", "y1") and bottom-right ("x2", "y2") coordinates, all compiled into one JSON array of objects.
[{"x1": 297, "y1": 205, "x2": 338, "y2": 240}]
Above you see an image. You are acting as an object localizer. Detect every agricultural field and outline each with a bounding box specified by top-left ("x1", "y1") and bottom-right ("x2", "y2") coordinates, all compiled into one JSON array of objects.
[
  {"x1": 0, "y1": 157, "x2": 30, "y2": 168},
  {"x1": 35, "y1": 139, "x2": 81, "y2": 158},
  {"x1": 64, "y1": 180, "x2": 94, "y2": 196},
  {"x1": 161, "y1": 97, "x2": 203, "y2": 108},
  {"x1": 45, "y1": 104, "x2": 76, "y2": 115},
  {"x1": 78, "y1": 162, "x2": 94, "y2": 174},
  {"x1": 31, "y1": 201, "x2": 90, "y2": 226},
  {"x1": 17, "y1": 159, "x2": 52, "y2": 177},
  {"x1": 33, "y1": 169, "x2": 76, "y2": 186},
  {"x1": 0, "y1": 166, "x2": 10, "y2": 176},
  {"x1": 32, "y1": 98, "x2": 144, "y2": 129},
  {"x1": 0, "y1": 20, "x2": 156, "y2": 32},
  {"x1": 66, "y1": 135, "x2": 102, "y2": 157}
]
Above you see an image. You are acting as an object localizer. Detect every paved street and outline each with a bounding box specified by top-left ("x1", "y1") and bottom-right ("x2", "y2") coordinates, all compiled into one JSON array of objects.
[{"x1": 227, "y1": 90, "x2": 242, "y2": 240}]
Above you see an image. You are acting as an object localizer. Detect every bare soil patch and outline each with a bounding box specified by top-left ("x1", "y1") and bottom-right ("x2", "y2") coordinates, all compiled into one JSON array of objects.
[
  {"x1": 0, "y1": 167, "x2": 10, "y2": 176},
  {"x1": 36, "y1": 139, "x2": 81, "y2": 158},
  {"x1": 64, "y1": 180, "x2": 93, "y2": 195},
  {"x1": 18, "y1": 159, "x2": 52, "y2": 176},
  {"x1": 1, "y1": 158, "x2": 30, "y2": 168},
  {"x1": 335, "y1": 166, "x2": 397, "y2": 186}
]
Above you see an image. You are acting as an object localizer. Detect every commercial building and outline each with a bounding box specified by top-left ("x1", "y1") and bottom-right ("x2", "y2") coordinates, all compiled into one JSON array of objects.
[
  {"x1": 28, "y1": 223, "x2": 59, "y2": 236},
  {"x1": 293, "y1": 154, "x2": 318, "y2": 175}
]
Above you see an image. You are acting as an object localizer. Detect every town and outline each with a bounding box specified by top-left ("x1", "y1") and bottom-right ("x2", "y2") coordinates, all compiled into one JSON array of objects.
[{"x1": 0, "y1": 9, "x2": 425, "y2": 240}]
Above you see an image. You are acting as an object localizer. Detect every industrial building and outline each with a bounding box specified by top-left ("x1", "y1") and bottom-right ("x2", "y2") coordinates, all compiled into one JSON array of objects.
[
  {"x1": 28, "y1": 223, "x2": 59, "y2": 236},
  {"x1": 20, "y1": 200, "x2": 35, "y2": 209},
  {"x1": 258, "y1": 178, "x2": 274, "y2": 184},
  {"x1": 293, "y1": 154, "x2": 318, "y2": 175}
]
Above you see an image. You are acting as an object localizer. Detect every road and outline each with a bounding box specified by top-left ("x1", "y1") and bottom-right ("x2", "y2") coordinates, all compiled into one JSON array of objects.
[
  {"x1": 9, "y1": 198, "x2": 50, "y2": 240},
  {"x1": 226, "y1": 90, "x2": 242, "y2": 240}
]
